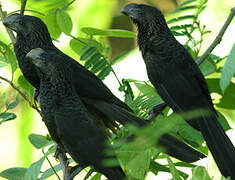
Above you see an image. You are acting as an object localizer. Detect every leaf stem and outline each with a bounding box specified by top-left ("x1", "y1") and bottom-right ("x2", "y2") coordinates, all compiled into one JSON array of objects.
[{"x1": 42, "y1": 149, "x2": 61, "y2": 180}]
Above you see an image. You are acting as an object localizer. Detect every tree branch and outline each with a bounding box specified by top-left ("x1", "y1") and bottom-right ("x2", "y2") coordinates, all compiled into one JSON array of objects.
[
  {"x1": 58, "y1": 153, "x2": 72, "y2": 180},
  {"x1": 0, "y1": 3, "x2": 16, "y2": 44},
  {"x1": 196, "y1": 7, "x2": 235, "y2": 65},
  {"x1": 0, "y1": 76, "x2": 40, "y2": 114},
  {"x1": 20, "y1": 0, "x2": 28, "y2": 15}
]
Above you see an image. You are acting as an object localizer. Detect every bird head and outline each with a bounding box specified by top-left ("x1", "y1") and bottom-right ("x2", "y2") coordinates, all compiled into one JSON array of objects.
[
  {"x1": 121, "y1": 3, "x2": 168, "y2": 34},
  {"x1": 26, "y1": 48, "x2": 50, "y2": 73},
  {"x1": 3, "y1": 14, "x2": 51, "y2": 39}
]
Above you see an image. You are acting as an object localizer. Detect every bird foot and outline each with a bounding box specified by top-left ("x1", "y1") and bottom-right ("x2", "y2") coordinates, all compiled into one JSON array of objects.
[
  {"x1": 65, "y1": 165, "x2": 87, "y2": 180},
  {"x1": 147, "y1": 102, "x2": 167, "y2": 121}
]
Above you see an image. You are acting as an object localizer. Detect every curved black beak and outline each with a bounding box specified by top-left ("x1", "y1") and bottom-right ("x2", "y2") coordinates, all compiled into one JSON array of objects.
[
  {"x1": 3, "y1": 14, "x2": 22, "y2": 31},
  {"x1": 26, "y1": 48, "x2": 45, "y2": 64},
  {"x1": 121, "y1": 3, "x2": 140, "y2": 19}
]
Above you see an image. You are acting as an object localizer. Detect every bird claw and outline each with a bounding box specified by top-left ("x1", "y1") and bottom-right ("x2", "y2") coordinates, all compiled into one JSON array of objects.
[
  {"x1": 66, "y1": 165, "x2": 87, "y2": 180},
  {"x1": 147, "y1": 102, "x2": 167, "y2": 121}
]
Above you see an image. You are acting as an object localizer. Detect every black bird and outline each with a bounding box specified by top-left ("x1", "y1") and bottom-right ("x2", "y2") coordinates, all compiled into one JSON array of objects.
[
  {"x1": 122, "y1": 3, "x2": 235, "y2": 178},
  {"x1": 26, "y1": 48, "x2": 125, "y2": 180},
  {"x1": 3, "y1": 14, "x2": 205, "y2": 163}
]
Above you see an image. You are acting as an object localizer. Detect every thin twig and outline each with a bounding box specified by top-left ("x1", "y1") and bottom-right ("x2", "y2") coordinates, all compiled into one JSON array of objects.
[
  {"x1": 0, "y1": 3, "x2": 16, "y2": 44},
  {"x1": 68, "y1": 34, "x2": 88, "y2": 45},
  {"x1": 10, "y1": 9, "x2": 45, "y2": 16},
  {"x1": 196, "y1": 7, "x2": 235, "y2": 65},
  {"x1": 42, "y1": 149, "x2": 61, "y2": 180},
  {"x1": 20, "y1": 0, "x2": 27, "y2": 15},
  {"x1": 0, "y1": 76, "x2": 40, "y2": 114},
  {"x1": 62, "y1": 0, "x2": 77, "y2": 10}
]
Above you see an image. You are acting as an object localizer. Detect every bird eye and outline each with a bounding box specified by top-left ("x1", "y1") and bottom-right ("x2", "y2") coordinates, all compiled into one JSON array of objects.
[{"x1": 18, "y1": 20, "x2": 23, "y2": 25}]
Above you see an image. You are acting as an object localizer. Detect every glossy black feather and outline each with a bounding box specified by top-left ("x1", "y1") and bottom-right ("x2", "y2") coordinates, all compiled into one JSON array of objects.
[
  {"x1": 28, "y1": 49, "x2": 125, "y2": 179},
  {"x1": 122, "y1": 3, "x2": 235, "y2": 178},
  {"x1": 4, "y1": 14, "x2": 206, "y2": 163}
]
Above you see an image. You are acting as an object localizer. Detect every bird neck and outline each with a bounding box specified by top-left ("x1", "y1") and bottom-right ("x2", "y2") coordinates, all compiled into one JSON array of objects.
[
  {"x1": 137, "y1": 22, "x2": 172, "y2": 51},
  {"x1": 14, "y1": 33, "x2": 55, "y2": 63}
]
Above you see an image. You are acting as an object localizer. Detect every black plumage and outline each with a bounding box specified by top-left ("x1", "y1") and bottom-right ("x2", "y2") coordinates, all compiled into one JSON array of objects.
[
  {"x1": 26, "y1": 48, "x2": 125, "y2": 180},
  {"x1": 122, "y1": 3, "x2": 235, "y2": 178},
  {"x1": 3, "y1": 13, "x2": 206, "y2": 163}
]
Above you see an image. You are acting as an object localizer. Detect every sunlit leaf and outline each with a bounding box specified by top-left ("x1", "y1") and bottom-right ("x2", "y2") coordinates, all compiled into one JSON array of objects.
[
  {"x1": 80, "y1": 47, "x2": 97, "y2": 60},
  {"x1": 0, "y1": 112, "x2": 17, "y2": 125},
  {"x1": 56, "y1": 9, "x2": 73, "y2": 35},
  {"x1": 0, "y1": 56, "x2": 8, "y2": 67},
  {"x1": 191, "y1": 166, "x2": 211, "y2": 180},
  {"x1": 170, "y1": 5, "x2": 199, "y2": 14},
  {"x1": 167, "y1": 15, "x2": 195, "y2": 24},
  {"x1": 178, "y1": 0, "x2": 198, "y2": 7},
  {"x1": 167, "y1": 156, "x2": 182, "y2": 180},
  {"x1": 28, "y1": 134, "x2": 53, "y2": 149},
  {"x1": 25, "y1": 157, "x2": 46, "y2": 180},
  {"x1": 44, "y1": 11, "x2": 62, "y2": 39},
  {"x1": 220, "y1": 44, "x2": 235, "y2": 92},
  {"x1": 7, "y1": 98, "x2": 19, "y2": 110},
  {"x1": 207, "y1": 79, "x2": 235, "y2": 109},
  {"x1": 199, "y1": 57, "x2": 216, "y2": 76},
  {"x1": 0, "y1": 167, "x2": 27, "y2": 180},
  {"x1": 81, "y1": 27, "x2": 136, "y2": 38}
]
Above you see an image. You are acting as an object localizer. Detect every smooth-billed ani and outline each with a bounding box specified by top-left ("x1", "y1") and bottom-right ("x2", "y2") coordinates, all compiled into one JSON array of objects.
[
  {"x1": 26, "y1": 48, "x2": 125, "y2": 180},
  {"x1": 3, "y1": 14, "x2": 205, "y2": 163},
  {"x1": 122, "y1": 3, "x2": 235, "y2": 178}
]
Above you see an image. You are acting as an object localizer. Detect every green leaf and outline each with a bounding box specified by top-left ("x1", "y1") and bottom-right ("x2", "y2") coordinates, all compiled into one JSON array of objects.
[
  {"x1": 90, "y1": 173, "x2": 102, "y2": 180},
  {"x1": 178, "y1": 0, "x2": 198, "y2": 7},
  {"x1": 199, "y1": 57, "x2": 217, "y2": 76},
  {"x1": 220, "y1": 44, "x2": 235, "y2": 92},
  {"x1": 28, "y1": 134, "x2": 53, "y2": 149},
  {"x1": 0, "y1": 112, "x2": 17, "y2": 125},
  {"x1": 217, "y1": 111, "x2": 231, "y2": 131},
  {"x1": 17, "y1": 75, "x2": 34, "y2": 97},
  {"x1": 0, "y1": 40, "x2": 17, "y2": 73},
  {"x1": 0, "y1": 167, "x2": 27, "y2": 180},
  {"x1": 6, "y1": 48, "x2": 18, "y2": 74},
  {"x1": 7, "y1": 98, "x2": 19, "y2": 110},
  {"x1": 97, "y1": 65, "x2": 112, "y2": 80},
  {"x1": 117, "y1": 145, "x2": 150, "y2": 180},
  {"x1": 167, "y1": 156, "x2": 182, "y2": 180},
  {"x1": 0, "y1": 56, "x2": 8, "y2": 67},
  {"x1": 70, "y1": 38, "x2": 104, "y2": 56},
  {"x1": 56, "y1": 9, "x2": 73, "y2": 35},
  {"x1": 170, "y1": 5, "x2": 199, "y2": 14},
  {"x1": 207, "y1": 79, "x2": 235, "y2": 109},
  {"x1": 191, "y1": 166, "x2": 211, "y2": 180},
  {"x1": 167, "y1": 15, "x2": 195, "y2": 24},
  {"x1": 25, "y1": 157, "x2": 46, "y2": 180},
  {"x1": 44, "y1": 11, "x2": 62, "y2": 39},
  {"x1": 39, "y1": 164, "x2": 61, "y2": 180},
  {"x1": 80, "y1": 47, "x2": 97, "y2": 60},
  {"x1": 81, "y1": 27, "x2": 136, "y2": 38}
]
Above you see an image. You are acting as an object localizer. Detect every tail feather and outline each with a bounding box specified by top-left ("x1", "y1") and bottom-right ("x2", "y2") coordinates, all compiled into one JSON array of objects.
[
  {"x1": 199, "y1": 114, "x2": 235, "y2": 178},
  {"x1": 84, "y1": 98, "x2": 206, "y2": 162}
]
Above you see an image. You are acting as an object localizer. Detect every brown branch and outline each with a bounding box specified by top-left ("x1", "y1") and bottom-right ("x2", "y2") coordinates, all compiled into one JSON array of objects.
[
  {"x1": 0, "y1": 76, "x2": 40, "y2": 114},
  {"x1": 58, "y1": 153, "x2": 72, "y2": 180},
  {"x1": 196, "y1": 7, "x2": 235, "y2": 65},
  {"x1": 20, "y1": 0, "x2": 27, "y2": 15},
  {"x1": 0, "y1": 3, "x2": 16, "y2": 44}
]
